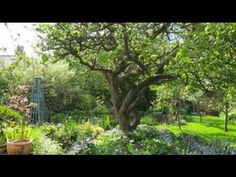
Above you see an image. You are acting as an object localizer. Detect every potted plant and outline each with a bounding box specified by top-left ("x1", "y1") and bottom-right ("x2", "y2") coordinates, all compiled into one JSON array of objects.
[{"x1": 3, "y1": 85, "x2": 37, "y2": 155}]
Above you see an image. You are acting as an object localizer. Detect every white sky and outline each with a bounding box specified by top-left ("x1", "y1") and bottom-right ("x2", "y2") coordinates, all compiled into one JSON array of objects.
[{"x1": 0, "y1": 23, "x2": 39, "y2": 57}]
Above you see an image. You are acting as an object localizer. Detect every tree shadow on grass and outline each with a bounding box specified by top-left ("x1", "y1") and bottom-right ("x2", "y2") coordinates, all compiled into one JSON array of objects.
[
  {"x1": 186, "y1": 115, "x2": 232, "y2": 131},
  {"x1": 201, "y1": 120, "x2": 236, "y2": 132},
  {"x1": 182, "y1": 130, "x2": 236, "y2": 143}
]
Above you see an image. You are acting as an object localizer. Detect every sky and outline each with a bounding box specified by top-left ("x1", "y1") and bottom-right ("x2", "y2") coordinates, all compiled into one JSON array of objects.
[{"x1": 0, "y1": 23, "x2": 39, "y2": 57}]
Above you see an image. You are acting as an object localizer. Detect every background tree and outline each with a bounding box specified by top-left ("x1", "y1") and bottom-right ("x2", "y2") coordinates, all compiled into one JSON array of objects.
[
  {"x1": 0, "y1": 53, "x2": 110, "y2": 119},
  {"x1": 175, "y1": 23, "x2": 236, "y2": 132}
]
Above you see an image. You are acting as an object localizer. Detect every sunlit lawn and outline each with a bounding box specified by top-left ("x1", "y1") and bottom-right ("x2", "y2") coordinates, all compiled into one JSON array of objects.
[{"x1": 155, "y1": 115, "x2": 236, "y2": 146}]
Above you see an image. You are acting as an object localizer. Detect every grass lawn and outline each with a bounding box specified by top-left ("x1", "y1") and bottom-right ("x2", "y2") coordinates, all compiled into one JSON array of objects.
[{"x1": 155, "y1": 115, "x2": 236, "y2": 146}]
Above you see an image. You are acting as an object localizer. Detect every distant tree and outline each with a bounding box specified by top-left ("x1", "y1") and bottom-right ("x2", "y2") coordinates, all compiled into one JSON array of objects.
[{"x1": 176, "y1": 23, "x2": 236, "y2": 132}]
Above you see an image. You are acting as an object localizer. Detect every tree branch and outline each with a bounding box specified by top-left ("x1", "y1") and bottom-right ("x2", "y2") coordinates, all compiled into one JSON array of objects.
[
  {"x1": 122, "y1": 24, "x2": 146, "y2": 71},
  {"x1": 136, "y1": 74, "x2": 175, "y2": 92},
  {"x1": 66, "y1": 42, "x2": 113, "y2": 73},
  {"x1": 127, "y1": 88, "x2": 146, "y2": 114},
  {"x1": 150, "y1": 23, "x2": 171, "y2": 40}
]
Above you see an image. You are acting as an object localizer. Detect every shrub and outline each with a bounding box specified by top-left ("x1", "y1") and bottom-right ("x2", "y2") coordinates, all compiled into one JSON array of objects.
[
  {"x1": 132, "y1": 124, "x2": 161, "y2": 141},
  {"x1": 129, "y1": 126, "x2": 176, "y2": 155},
  {"x1": 0, "y1": 105, "x2": 22, "y2": 128},
  {"x1": 140, "y1": 116, "x2": 156, "y2": 126},
  {"x1": 39, "y1": 121, "x2": 104, "y2": 151},
  {"x1": 52, "y1": 122, "x2": 78, "y2": 150},
  {"x1": 50, "y1": 113, "x2": 68, "y2": 124},
  {"x1": 31, "y1": 128, "x2": 63, "y2": 155},
  {"x1": 64, "y1": 121, "x2": 104, "y2": 154},
  {"x1": 93, "y1": 128, "x2": 128, "y2": 155},
  {"x1": 229, "y1": 109, "x2": 236, "y2": 121},
  {"x1": 37, "y1": 122, "x2": 76, "y2": 150},
  {"x1": 77, "y1": 121, "x2": 104, "y2": 141},
  {"x1": 128, "y1": 138, "x2": 176, "y2": 155},
  {"x1": 174, "y1": 133, "x2": 203, "y2": 155},
  {"x1": 39, "y1": 123, "x2": 57, "y2": 135},
  {"x1": 1, "y1": 55, "x2": 110, "y2": 116},
  {"x1": 173, "y1": 133, "x2": 236, "y2": 155},
  {"x1": 195, "y1": 140, "x2": 236, "y2": 155},
  {"x1": 0, "y1": 133, "x2": 6, "y2": 145},
  {"x1": 66, "y1": 138, "x2": 96, "y2": 155}
]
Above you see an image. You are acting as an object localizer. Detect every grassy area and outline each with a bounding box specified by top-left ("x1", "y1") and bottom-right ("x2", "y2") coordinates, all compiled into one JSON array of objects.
[{"x1": 155, "y1": 115, "x2": 236, "y2": 146}]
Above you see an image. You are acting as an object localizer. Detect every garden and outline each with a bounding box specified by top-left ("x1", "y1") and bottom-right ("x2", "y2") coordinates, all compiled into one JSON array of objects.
[{"x1": 1, "y1": 23, "x2": 236, "y2": 155}]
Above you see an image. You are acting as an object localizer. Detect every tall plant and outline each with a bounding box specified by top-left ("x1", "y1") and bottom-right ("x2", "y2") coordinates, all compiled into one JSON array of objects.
[{"x1": 7, "y1": 85, "x2": 37, "y2": 141}]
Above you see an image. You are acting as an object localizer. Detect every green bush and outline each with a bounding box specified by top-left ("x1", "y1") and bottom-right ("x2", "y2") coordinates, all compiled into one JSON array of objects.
[
  {"x1": 0, "y1": 105, "x2": 22, "y2": 128},
  {"x1": 204, "y1": 140, "x2": 235, "y2": 155},
  {"x1": 127, "y1": 138, "x2": 176, "y2": 155},
  {"x1": 93, "y1": 128, "x2": 128, "y2": 155},
  {"x1": 140, "y1": 116, "x2": 156, "y2": 126},
  {"x1": 0, "y1": 133, "x2": 6, "y2": 145},
  {"x1": 64, "y1": 121, "x2": 104, "y2": 154},
  {"x1": 77, "y1": 121, "x2": 104, "y2": 141},
  {"x1": 0, "y1": 55, "x2": 110, "y2": 116},
  {"x1": 229, "y1": 109, "x2": 236, "y2": 121},
  {"x1": 132, "y1": 124, "x2": 161, "y2": 141},
  {"x1": 39, "y1": 123, "x2": 58, "y2": 136},
  {"x1": 31, "y1": 128, "x2": 63, "y2": 155},
  {"x1": 39, "y1": 121, "x2": 104, "y2": 151},
  {"x1": 50, "y1": 113, "x2": 68, "y2": 124},
  {"x1": 50, "y1": 122, "x2": 78, "y2": 150},
  {"x1": 174, "y1": 133, "x2": 236, "y2": 155},
  {"x1": 129, "y1": 125, "x2": 176, "y2": 155}
]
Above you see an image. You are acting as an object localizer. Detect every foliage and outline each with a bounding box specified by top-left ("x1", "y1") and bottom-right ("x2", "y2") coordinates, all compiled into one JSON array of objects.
[
  {"x1": 0, "y1": 55, "x2": 109, "y2": 117},
  {"x1": 7, "y1": 85, "x2": 37, "y2": 141},
  {"x1": 76, "y1": 121, "x2": 104, "y2": 142},
  {"x1": 66, "y1": 121, "x2": 104, "y2": 155},
  {"x1": 229, "y1": 109, "x2": 236, "y2": 121},
  {"x1": 39, "y1": 121, "x2": 104, "y2": 151},
  {"x1": 38, "y1": 123, "x2": 58, "y2": 136},
  {"x1": 0, "y1": 105, "x2": 22, "y2": 129},
  {"x1": 175, "y1": 23, "x2": 236, "y2": 131},
  {"x1": 128, "y1": 125, "x2": 176, "y2": 155},
  {"x1": 93, "y1": 128, "x2": 128, "y2": 155},
  {"x1": 37, "y1": 23, "x2": 190, "y2": 131},
  {"x1": 140, "y1": 116, "x2": 156, "y2": 126},
  {"x1": 31, "y1": 128, "x2": 63, "y2": 155},
  {"x1": 0, "y1": 133, "x2": 6, "y2": 145},
  {"x1": 48, "y1": 122, "x2": 78, "y2": 149},
  {"x1": 175, "y1": 133, "x2": 236, "y2": 155},
  {"x1": 3, "y1": 125, "x2": 32, "y2": 141},
  {"x1": 203, "y1": 140, "x2": 235, "y2": 155},
  {"x1": 50, "y1": 113, "x2": 70, "y2": 124},
  {"x1": 132, "y1": 124, "x2": 161, "y2": 141},
  {"x1": 66, "y1": 139, "x2": 96, "y2": 155}
]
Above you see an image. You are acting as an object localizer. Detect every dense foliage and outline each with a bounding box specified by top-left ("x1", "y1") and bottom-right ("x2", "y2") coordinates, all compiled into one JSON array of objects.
[{"x1": 2, "y1": 23, "x2": 236, "y2": 155}]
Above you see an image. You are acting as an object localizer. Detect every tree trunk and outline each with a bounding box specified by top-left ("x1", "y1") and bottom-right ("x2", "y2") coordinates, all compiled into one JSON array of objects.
[
  {"x1": 118, "y1": 112, "x2": 131, "y2": 132},
  {"x1": 224, "y1": 101, "x2": 229, "y2": 132},
  {"x1": 225, "y1": 111, "x2": 228, "y2": 132},
  {"x1": 177, "y1": 114, "x2": 181, "y2": 129},
  {"x1": 199, "y1": 115, "x2": 202, "y2": 123},
  {"x1": 107, "y1": 73, "x2": 172, "y2": 132}
]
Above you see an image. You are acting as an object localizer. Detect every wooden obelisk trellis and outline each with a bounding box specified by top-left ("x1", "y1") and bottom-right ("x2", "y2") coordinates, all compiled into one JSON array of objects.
[{"x1": 30, "y1": 77, "x2": 48, "y2": 124}]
